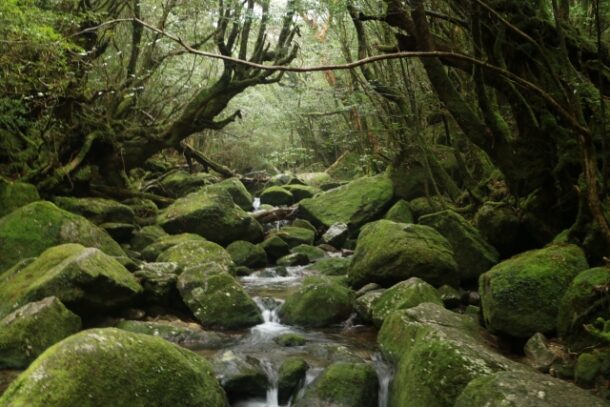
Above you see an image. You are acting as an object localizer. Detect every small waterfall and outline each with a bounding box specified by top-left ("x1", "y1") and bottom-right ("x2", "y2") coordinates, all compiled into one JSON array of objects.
[
  {"x1": 250, "y1": 297, "x2": 290, "y2": 342},
  {"x1": 253, "y1": 197, "x2": 261, "y2": 211},
  {"x1": 372, "y1": 353, "x2": 392, "y2": 407}
]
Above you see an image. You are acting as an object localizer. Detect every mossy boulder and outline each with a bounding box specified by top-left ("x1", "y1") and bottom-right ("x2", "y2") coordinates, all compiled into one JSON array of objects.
[
  {"x1": 260, "y1": 186, "x2": 294, "y2": 206},
  {"x1": 0, "y1": 201, "x2": 126, "y2": 274},
  {"x1": 0, "y1": 328, "x2": 227, "y2": 406},
  {"x1": 271, "y1": 226, "x2": 315, "y2": 248},
  {"x1": 354, "y1": 289, "x2": 385, "y2": 324},
  {"x1": 306, "y1": 257, "x2": 352, "y2": 276},
  {"x1": 54, "y1": 196, "x2": 135, "y2": 225},
  {"x1": 294, "y1": 362, "x2": 378, "y2": 407},
  {"x1": 348, "y1": 220, "x2": 458, "y2": 288},
  {"x1": 474, "y1": 202, "x2": 520, "y2": 258},
  {"x1": 371, "y1": 277, "x2": 443, "y2": 327},
  {"x1": 298, "y1": 175, "x2": 394, "y2": 229},
  {"x1": 557, "y1": 267, "x2": 610, "y2": 349},
  {"x1": 408, "y1": 196, "x2": 448, "y2": 220},
  {"x1": 455, "y1": 370, "x2": 608, "y2": 407},
  {"x1": 152, "y1": 170, "x2": 215, "y2": 198},
  {"x1": 290, "y1": 244, "x2": 326, "y2": 262},
  {"x1": 226, "y1": 240, "x2": 267, "y2": 268},
  {"x1": 274, "y1": 333, "x2": 307, "y2": 347},
  {"x1": 133, "y1": 262, "x2": 181, "y2": 305},
  {"x1": 384, "y1": 199, "x2": 414, "y2": 224},
  {"x1": 124, "y1": 198, "x2": 158, "y2": 224},
  {"x1": 279, "y1": 276, "x2": 355, "y2": 328},
  {"x1": 260, "y1": 235, "x2": 291, "y2": 260},
  {"x1": 157, "y1": 190, "x2": 263, "y2": 245},
  {"x1": 298, "y1": 172, "x2": 332, "y2": 186},
  {"x1": 205, "y1": 177, "x2": 253, "y2": 211},
  {"x1": 0, "y1": 179, "x2": 39, "y2": 218},
  {"x1": 212, "y1": 351, "x2": 268, "y2": 402},
  {"x1": 0, "y1": 244, "x2": 142, "y2": 319},
  {"x1": 141, "y1": 233, "x2": 206, "y2": 261},
  {"x1": 292, "y1": 218, "x2": 317, "y2": 233},
  {"x1": 157, "y1": 240, "x2": 234, "y2": 271},
  {"x1": 321, "y1": 222, "x2": 349, "y2": 248},
  {"x1": 283, "y1": 184, "x2": 320, "y2": 202},
  {"x1": 0, "y1": 297, "x2": 81, "y2": 369},
  {"x1": 480, "y1": 244, "x2": 589, "y2": 338},
  {"x1": 378, "y1": 303, "x2": 522, "y2": 407},
  {"x1": 130, "y1": 225, "x2": 168, "y2": 252},
  {"x1": 278, "y1": 358, "x2": 308, "y2": 405},
  {"x1": 277, "y1": 253, "x2": 309, "y2": 267},
  {"x1": 419, "y1": 210, "x2": 499, "y2": 281},
  {"x1": 177, "y1": 267, "x2": 262, "y2": 330}
]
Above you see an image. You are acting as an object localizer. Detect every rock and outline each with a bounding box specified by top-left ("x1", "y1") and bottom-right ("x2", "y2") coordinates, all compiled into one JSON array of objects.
[
  {"x1": 524, "y1": 333, "x2": 558, "y2": 372},
  {"x1": 130, "y1": 225, "x2": 168, "y2": 252},
  {"x1": 384, "y1": 199, "x2": 414, "y2": 224},
  {"x1": 274, "y1": 333, "x2": 307, "y2": 347},
  {"x1": 409, "y1": 196, "x2": 447, "y2": 220},
  {"x1": 321, "y1": 222, "x2": 349, "y2": 248},
  {"x1": 278, "y1": 358, "x2": 308, "y2": 405},
  {"x1": 0, "y1": 244, "x2": 142, "y2": 319},
  {"x1": 277, "y1": 252, "x2": 310, "y2": 267},
  {"x1": 292, "y1": 218, "x2": 317, "y2": 233},
  {"x1": 116, "y1": 319, "x2": 230, "y2": 350},
  {"x1": 298, "y1": 175, "x2": 393, "y2": 229},
  {"x1": 294, "y1": 362, "x2": 378, "y2": 407},
  {"x1": 574, "y1": 352, "x2": 602, "y2": 388},
  {"x1": 205, "y1": 177, "x2": 253, "y2": 211},
  {"x1": 157, "y1": 240, "x2": 234, "y2": 271},
  {"x1": 0, "y1": 179, "x2": 39, "y2": 218},
  {"x1": 260, "y1": 186, "x2": 294, "y2": 206},
  {"x1": 271, "y1": 226, "x2": 315, "y2": 248},
  {"x1": 372, "y1": 277, "x2": 443, "y2": 327},
  {"x1": 354, "y1": 289, "x2": 385, "y2": 324},
  {"x1": 474, "y1": 202, "x2": 520, "y2": 257},
  {"x1": 0, "y1": 328, "x2": 227, "y2": 406},
  {"x1": 437, "y1": 285, "x2": 462, "y2": 308},
  {"x1": 378, "y1": 303, "x2": 522, "y2": 407},
  {"x1": 152, "y1": 170, "x2": 215, "y2": 198},
  {"x1": 320, "y1": 181, "x2": 347, "y2": 191},
  {"x1": 141, "y1": 232, "x2": 206, "y2": 261},
  {"x1": 264, "y1": 173, "x2": 293, "y2": 187},
  {"x1": 480, "y1": 244, "x2": 589, "y2": 338},
  {"x1": 0, "y1": 201, "x2": 126, "y2": 274},
  {"x1": 348, "y1": 220, "x2": 459, "y2": 288},
  {"x1": 279, "y1": 276, "x2": 355, "y2": 327},
  {"x1": 298, "y1": 172, "x2": 331, "y2": 186},
  {"x1": 157, "y1": 190, "x2": 263, "y2": 245},
  {"x1": 283, "y1": 184, "x2": 320, "y2": 202},
  {"x1": 100, "y1": 222, "x2": 136, "y2": 243},
  {"x1": 124, "y1": 198, "x2": 158, "y2": 224},
  {"x1": 260, "y1": 235, "x2": 291, "y2": 260},
  {"x1": 307, "y1": 257, "x2": 352, "y2": 276},
  {"x1": 455, "y1": 370, "x2": 608, "y2": 407},
  {"x1": 304, "y1": 344, "x2": 365, "y2": 364},
  {"x1": 290, "y1": 244, "x2": 326, "y2": 262},
  {"x1": 0, "y1": 297, "x2": 81, "y2": 369},
  {"x1": 356, "y1": 282, "x2": 382, "y2": 296},
  {"x1": 54, "y1": 196, "x2": 135, "y2": 225},
  {"x1": 557, "y1": 267, "x2": 610, "y2": 349},
  {"x1": 213, "y1": 351, "x2": 268, "y2": 402},
  {"x1": 177, "y1": 267, "x2": 262, "y2": 329},
  {"x1": 133, "y1": 262, "x2": 181, "y2": 305},
  {"x1": 227, "y1": 240, "x2": 267, "y2": 268},
  {"x1": 419, "y1": 210, "x2": 499, "y2": 281}
]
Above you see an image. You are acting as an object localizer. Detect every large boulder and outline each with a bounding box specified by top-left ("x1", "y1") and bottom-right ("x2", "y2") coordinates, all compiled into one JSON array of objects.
[
  {"x1": 383, "y1": 199, "x2": 414, "y2": 224},
  {"x1": 0, "y1": 297, "x2": 81, "y2": 368},
  {"x1": 227, "y1": 240, "x2": 267, "y2": 268},
  {"x1": 130, "y1": 225, "x2": 168, "y2": 252},
  {"x1": 294, "y1": 362, "x2": 378, "y2": 407},
  {"x1": 205, "y1": 177, "x2": 253, "y2": 211},
  {"x1": 177, "y1": 267, "x2": 262, "y2": 330},
  {"x1": 152, "y1": 170, "x2": 216, "y2": 198},
  {"x1": 260, "y1": 235, "x2": 291, "y2": 260},
  {"x1": 278, "y1": 358, "x2": 308, "y2": 405},
  {"x1": 0, "y1": 328, "x2": 227, "y2": 406},
  {"x1": 141, "y1": 233, "x2": 206, "y2": 261},
  {"x1": 279, "y1": 276, "x2": 354, "y2": 328},
  {"x1": 306, "y1": 257, "x2": 352, "y2": 276},
  {"x1": 419, "y1": 210, "x2": 499, "y2": 281},
  {"x1": 378, "y1": 303, "x2": 522, "y2": 407},
  {"x1": 54, "y1": 196, "x2": 135, "y2": 225},
  {"x1": 0, "y1": 244, "x2": 142, "y2": 319},
  {"x1": 157, "y1": 190, "x2": 263, "y2": 245},
  {"x1": 348, "y1": 220, "x2": 458, "y2": 288},
  {"x1": 480, "y1": 244, "x2": 589, "y2": 338},
  {"x1": 283, "y1": 184, "x2": 320, "y2": 202},
  {"x1": 260, "y1": 186, "x2": 294, "y2": 206},
  {"x1": 298, "y1": 175, "x2": 394, "y2": 229},
  {"x1": 212, "y1": 351, "x2": 268, "y2": 402},
  {"x1": 133, "y1": 262, "x2": 181, "y2": 306},
  {"x1": 157, "y1": 240, "x2": 234, "y2": 271},
  {"x1": 271, "y1": 226, "x2": 315, "y2": 248},
  {"x1": 0, "y1": 201, "x2": 126, "y2": 274},
  {"x1": 0, "y1": 178, "x2": 39, "y2": 217}
]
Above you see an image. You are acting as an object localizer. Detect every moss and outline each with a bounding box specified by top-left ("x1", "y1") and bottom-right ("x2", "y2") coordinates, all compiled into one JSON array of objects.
[
  {"x1": 53, "y1": 197, "x2": 135, "y2": 225},
  {"x1": 157, "y1": 240, "x2": 234, "y2": 271},
  {"x1": 298, "y1": 175, "x2": 394, "y2": 229},
  {"x1": 278, "y1": 358, "x2": 308, "y2": 405},
  {"x1": 348, "y1": 220, "x2": 458, "y2": 288},
  {"x1": 479, "y1": 244, "x2": 589, "y2": 338},
  {"x1": 292, "y1": 218, "x2": 316, "y2": 233},
  {"x1": 260, "y1": 186, "x2": 294, "y2": 206},
  {"x1": 212, "y1": 351, "x2": 268, "y2": 401},
  {"x1": 271, "y1": 226, "x2": 315, "y2": 248},
  {"x1": 116, "y1": 320, "x2": 228, "y2": 350},
  {"x1": 279, "y1": 276, "x2": 355, "y2": 328},
  {"x1": 575, "y1": 352, "x2": 602, "y2": 388},
  {"x1": 297, "y1": 172, "x2": 331, "y2": 186},
  {"x1": 130, "y1": 225, "x2": 168, "y2": 252},
  {"x1": 283, "y1": 184, "x2": 320, "y2": 202},
  {"x1": 274, "y1": 333, "x2": 307, "y2": 347},
  {"x1": 383, "y1": 199, "x2": 414, "y2": 224},
  {"x1": 205, "y1": 177, "x2": 253, "y2": 211},
  {"x1": 133, "y1": 262, "x2": 181, "y2": 305},
  {"x1": 277, "y1": 253, "x2": 309, "y2": 267},
  {"x1": 474, "y1": 202, "x2": 520, "y2": 258},
  {"x1": 0, "y1": 297, "x2": 81, "y2": 369},
  {"x1": 354, "y1": 289, "x2": 385, "y2": 324},
  {"x1": 153, "y1": 170, "x2": 214, "y2": 198},
  {"x1": 306, "y1": 257, "x2": 352, "y2": 276},
  {"x1": 0, "y1": 328, "x2": 227, "y2": 406},
  {"x1": 226, "y1": 240, "x2": 267, "y2": 268},
  {"x1": 0, "y1": 179, "x2": 39, "y2": 218},
  {"x1": 140, "y1": 233, "x2": 205, "y2": 262},
  {"x1": 290, "y1": 244, "x2": 325, "y2": 262},
  {"x1": 0, "y1": 244, "x2": 142, "y2": 319},
  {"x1": 0, "y1": 201, "x2": 126, "y2": 274},
  {"x1": 260, "y1": 235, "x2": 290, "y2": 260},
  {"x1": 409, "y1": 196, "x2": 448, "y2": 221}
]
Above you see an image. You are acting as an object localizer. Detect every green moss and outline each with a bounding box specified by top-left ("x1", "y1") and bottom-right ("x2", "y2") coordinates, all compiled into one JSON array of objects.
[
  {"x1": 290, "y1": 244, "x2": 325, "y2": 261},
  {"x1": 306, "y1": 257, "x2": 352, "y2": 276},
  {"x1": 226, "y1": 240, "x2": 267, "y2": 268},
  {"x1": 0, "y1": 201, "x2": 126, "y2": 274},
  {"x1": 383, "y1": 199, "x2": 414, "y2": 224},
  {"x1": 205, "y1": 177, "x2": 253, "y2": 211},
  {"x1": 140, "y1": 233, "x2": 205, "y2": 262},
  {"x1": 278, "y1": 358, "x2": 308, "y2": 405},
  {"x1": 297, "y1": 172, "x2": 332, "y2": 186},
  {"x1": 116, "y1": 320, "x2": 228, "y2": 350},
  {"x1": 354, "y1": 289, "x2": 385, "y2": 324},
  {"x1": 0, "y1": 328, "x2": 227, "y2": 406},
  {"x1": 154, "y1": 170, "x2": 214, "y2": 198},
  {"x1": 408, "y1": 196, "x2": 448, "y2": 221},
  {"x1": 283, "y1": 184, "x2": 320, "y2": 202},
  {"x1": 271, "y1": 226, "x2": 315, "y2": 248},
  {"x1": 276, "y1": 253, "x2": 309, "y2": 267},
  {"x1": 292, "y1": 218, "x2": 316, "y2": 233},
  {"x1": 130, "y1": 225, "x2": 168, "y2": 252},
  {"x1": 274, "y1": 333, "x2": 306, "y2": 347},
  {"x1": 157, "y1": 240, "x2": 234, "y2": 271},
  {"x1": 260, "y1": 186, "x2": 294, "y2": 206},
  {"x1": 575, "y1": 352, "x2": 601, "y2": 388},
  {"x1": 260, "y1": 235, "x2": 290, "y2": 260},
  {"x1": 53, "y1": 197, "x2": 135, "y2": 225},
  {"x1": 0, "y1": 179, "x2": 39, "y2": 218}
]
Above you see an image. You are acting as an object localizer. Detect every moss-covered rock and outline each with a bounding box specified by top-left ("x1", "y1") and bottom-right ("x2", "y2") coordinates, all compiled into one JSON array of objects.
[
  {"x1": 260, "y1": 235, "x2": 291, "y2": 260},
  {"x1": 437, "y1": 284, "x2": 462, "y2": 308},
  {"x1": 278, "y1": 358, "x2": 308, "y2": 405},
  {"x1": 0, "y1": 328, "x2": 227, "y2": 406},
  {"x1": 0, "y1": 201, "x2": 126, "y2": 274},
  {"x1": 54, "y1": 196, "x2": 135, "y2": 225},
  {"x1": 371, "y1": 277, "x2": 442, "y2": 327},
  {"x1": 294, "y1": 362, "x2": 378, "y2": 407},
  {"x1": 474, "y1": 202, "x2": 520, "y2": 258},
  {"x1": 123, "y1": 198, "x2": 158, "y2": 224},
  {"x1": 408, "y1": 196, "x2": 448, "y2": 220},
  {"x1": 260, "y1": 186, "x2": 294, "y2": 206},
  {"x1": 279, "y1": 276, "x2": 355, "y2": 327},
  {"x1": 348, "y1": 220, "x2": 458, "y2": 288},
  {"x1": 0, "y1": 297, "x2": 81, "y2": 369},
  {"x1": 557, "y1": 267, "x2": 610, "y2": 349},
  {"x1": 140, "y1": 233, "x2": 206, "y2": 261},
  {"x1": 133, "y1": 262, "x2": 181, "y2": 305},
  {"x1": 321, "y1": 222, "x2": 349, "y2": 248},
  {"x1": 354, "y1": 289, "x2": 385, "y2": 324},
  {"x1": 306, "y1": 257, "x2": 352, "y2": 276},
  {"x1": 480, "y1": 244, "x2": 589, "y2": 338},
  {"x1": 152, "y1": 170, "x2": 215, "y2": 198},
  {"x1": 298, "y1": 175, "x2": 394, "y2": 229},
  {"x1": 274, "y1": 333, "x2": 307, "y2": 347},
  {"x1": 157, "y1": 240, "x2": 234, "y2": 271},
  {"x1": 271, "y1": 226, "x2": 315, "y2": 248},
  {"x1": 177, "y1": 267, "x2": 262, "y2": 330},
  {"x1": 212, "y1": 351, "x2": 268, "y2": 402},
  {"x1": 157, "y1": 190, "x2": 263, "y2": 245},
  {"x1": 0, "y1": 179, "x2": 39, "y2": 218},
  {"x1": 297, "y1": 172, "x2": 332, "y2": 186},
  {"x1": 384, "y1": 199, "x2": 414, "y2": 224},
  {"x1": 292, "y1": 218, "x2": 317, "y2": 233},
  {"x1": 226, "y1": 240, "x2": 267, "y2": 268},
  {"x1": 419, "y1": 210, "x2": 499, "y2": 281},
  {"x1": 0, "y1": 244, "x2": 142, "y2": 319},
  {"x1": 283, "y1": 184, "x2": 320, "y2": 202},
  {"x1": 523, "y1": 332, "x2": 557, "y2": 372},
  {"x1": 454, "y1": 370, "x2": 607, "y2": 407},
  {"x1": 277, "y1": 253, "x2": 309, "y2": 267},
  {"x1": 205, "y1": 177, "x2": 253, "y2": 211},
  {"x1": 290, "y1": 244, "x2": 325, "y2": 262},
  {"x1": 130, "y1": 225, "x2": 168, "y2": 252}
]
